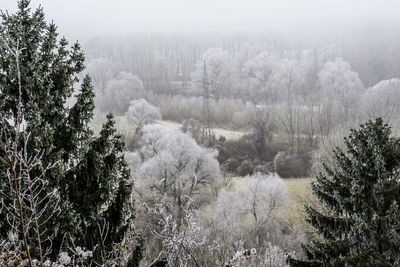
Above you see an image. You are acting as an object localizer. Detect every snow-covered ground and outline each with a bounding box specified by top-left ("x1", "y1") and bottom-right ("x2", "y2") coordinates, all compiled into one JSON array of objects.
[
  {"x1": 154, "y1": 120, "x2": 250, "y2": 140},
  {"x1": 95, "y1": 116, "x2": 250, "y2": 141}
]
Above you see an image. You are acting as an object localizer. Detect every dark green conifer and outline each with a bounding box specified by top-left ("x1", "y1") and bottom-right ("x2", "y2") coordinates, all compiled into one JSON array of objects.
[
  {"x1": 291, "y1": 118, "x2": 400, "y2": 266},
  {"x1": 0, "y1": 0, "x2": 141, "y2": 263}
]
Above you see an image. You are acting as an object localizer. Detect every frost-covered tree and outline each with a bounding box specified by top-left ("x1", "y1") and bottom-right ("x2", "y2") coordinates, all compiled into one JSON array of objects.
[
  {"x1": 208, "y1": 173, "x2": 289, "y2": 236},
  {"x1": 362, "y1": 78, "x2": 400, "y2": 124},
  {"x1": 253, "y1": 107, "x2": 273, "y2": 158},
  {"x1": 261, "y1": 243, "x2": 295, "y2": 267},
  {"x1": 277, "y1": 57, "x2": 306, "y2": 102},
  {"x1": 318, "y1": 58, "x2": 364, "y2": 128},
  {"x1": 192, "y1": 48, "x2": 231, "y2": 98},
  {"x1": 0, "y1": 1, "x2": 140, "y2": 263},
  {"x1": 243, "y1": 51, "x2": 281, "y2": 103},
  {"x1": 133, "y1": 125, "x2": 219, "y2": 265},
  {"x1": 200, "y1": 173, "x2": 301, "y2": 260},
  {"x1": 225, "y1": 242, "x2": 295, "y2": 267},
  {"x1": 242, "y1": 50, "x2": 306, "y2": 103},
  {"x1": 318, "y1": 58, "x2": 364, "y2": 126},
  {"x1": 319, "y1": 58, "x2": 363, "y2": 99},
  {"x1": 138, "y1": 125, "x2": 220, "y2": 216},
  {"x1": 125, "y1": 99, "x2": 161, "y2": 134},
  {"x1": 149, "y1": 198, "x2": 214, "y2": 267},
  {"x1": 97, "y1": 71, "x2": 146, "y2": 114},
  {"x1": 85, "y1": 57, "x2": 117, "y2": 92},
  {"x1": 291, "y1": 118, "x2": 400, "y2": 266}
]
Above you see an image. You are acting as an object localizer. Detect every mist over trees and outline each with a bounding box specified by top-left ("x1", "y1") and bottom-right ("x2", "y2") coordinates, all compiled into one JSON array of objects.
[
  {"x1": 86, "y1": 32, "x2": 400, "y2": 144},
  {"x1": 74, "y1": 26, "x2": 400, "y2": 265},
  {"x1": 2, "y1": 0, "x2": 400, "y2": 266}
]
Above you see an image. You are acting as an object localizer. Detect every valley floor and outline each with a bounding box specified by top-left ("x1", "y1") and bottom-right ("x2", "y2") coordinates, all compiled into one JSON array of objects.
[{"x1": 154, "y1": 120, "x2": 250, "y2": 140}]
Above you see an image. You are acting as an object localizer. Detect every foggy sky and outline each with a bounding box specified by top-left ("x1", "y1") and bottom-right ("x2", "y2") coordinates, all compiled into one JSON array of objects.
[{"x1": 2, "y1": 0, "x2": 400, "y2": 40}]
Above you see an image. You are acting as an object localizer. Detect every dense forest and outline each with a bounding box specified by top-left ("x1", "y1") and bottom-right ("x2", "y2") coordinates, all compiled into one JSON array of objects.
[{"x1": 2, "y1": 0, "x2": 400, "y2": 266}]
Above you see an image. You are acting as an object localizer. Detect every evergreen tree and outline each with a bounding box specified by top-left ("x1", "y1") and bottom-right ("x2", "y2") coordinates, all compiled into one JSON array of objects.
[
  {"x1": 291, "y1": 118, "x2": 400, "y2": 266},
  {"x1": 0, "y1": 0, "x2": 141, "y2": 263}
]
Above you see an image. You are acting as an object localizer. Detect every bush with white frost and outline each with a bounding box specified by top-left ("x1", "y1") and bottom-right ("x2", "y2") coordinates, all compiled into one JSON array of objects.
[
  {"x1": 199, "y1": 173, "x2": 303, "y2": 262},
  {"x1": 208, "y1": 173, "x2": 290, "y2": 237},
  {"x1": 261, "y1": 242, "x2": 295, "y2": 267},
  {"x1": 0, "y1": 244, "x2": 93, "y2": 267},
  {"x1": 361, "y1": 78, "x2": 400, "y2": 125},
  {"x1": 125, "y1": 99, "x2": 161, "y2": 134},
  {"x1": 224, "y1": 242, "x2": 294, "y2": 267},
  {"x1": 147, "y1": 198, "x2": 217, "y2": 267}
]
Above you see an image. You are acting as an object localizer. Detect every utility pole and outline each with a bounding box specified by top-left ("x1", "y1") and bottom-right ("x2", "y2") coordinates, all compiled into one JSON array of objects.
[{"x1": 202, "y1": 61, "x2": 213, "y2": 142}]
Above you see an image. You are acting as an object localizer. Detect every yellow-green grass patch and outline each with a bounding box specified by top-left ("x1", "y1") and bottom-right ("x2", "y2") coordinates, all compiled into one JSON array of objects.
[{"x1": 284, "y1": 177, "x2": 313, "y2": 227}]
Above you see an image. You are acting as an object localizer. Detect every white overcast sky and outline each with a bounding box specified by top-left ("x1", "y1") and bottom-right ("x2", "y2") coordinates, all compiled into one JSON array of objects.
[{"x1": 2, "y1": 0, "x2": 400, "y2": 40}]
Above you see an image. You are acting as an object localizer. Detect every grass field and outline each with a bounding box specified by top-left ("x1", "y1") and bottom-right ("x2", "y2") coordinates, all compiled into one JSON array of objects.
[
  {"x1": 284, "y1": 177, "x2": 312, "y2": 204},
  {"x1": 105, "y1": 117, "x2": 250, "y2": 141},
  {"x1": 284, "y1": 177, "x2": 313, "y2": 227}
]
